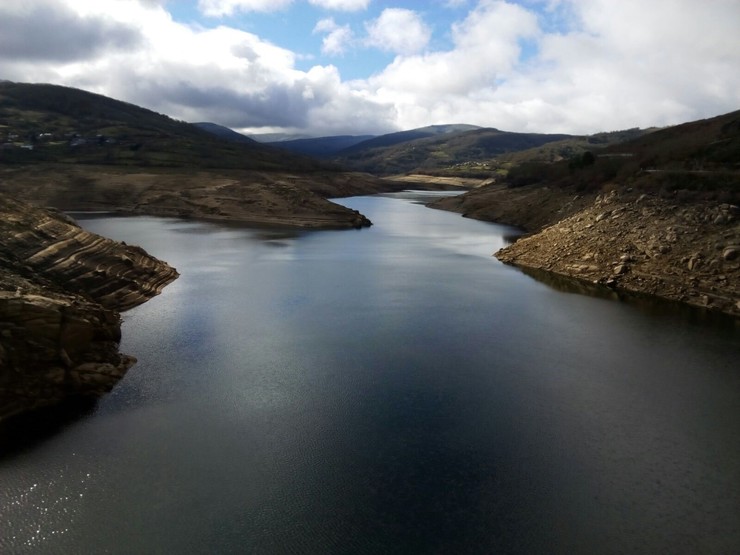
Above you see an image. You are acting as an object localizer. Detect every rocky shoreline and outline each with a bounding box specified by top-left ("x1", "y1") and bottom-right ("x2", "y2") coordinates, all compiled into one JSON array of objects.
[
  {"x1": 433, "y1": 185, "x2": 739, "y2": 318},
  {"x1": 0, "y1": 166, "x2": 408, "y2": 230},
  {"x1": 0, "y1": 193, "x2": 178, "y2": 422}
]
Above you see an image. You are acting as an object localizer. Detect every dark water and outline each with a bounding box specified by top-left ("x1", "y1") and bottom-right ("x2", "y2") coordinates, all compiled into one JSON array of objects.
[{"x1": 2, "y1": 192, "x2": 739, "y2": 554}]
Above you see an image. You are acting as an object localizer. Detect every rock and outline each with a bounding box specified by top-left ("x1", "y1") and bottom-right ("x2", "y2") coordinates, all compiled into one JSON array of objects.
[
  {"x1": 0, "y1": 193, "x2": 178, "y2": 422},
  {"x1": 687, "y1": 254, "x2": 703, "y2": 271},
  {"x1": 723, "y1": 246, "x2": 740, "y2": 261},
  {"x1": 494, "y1": 192, "x2": 739, "y2": 318}
]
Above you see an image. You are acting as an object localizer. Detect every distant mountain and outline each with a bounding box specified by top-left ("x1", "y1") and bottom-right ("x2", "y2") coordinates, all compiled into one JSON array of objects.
[
  {"x1": 0, "y1": 81, "x2": 324, "y2": 171},
  {"x1": 334, "y1": 125, "x2": 573, "y2": 175},
  {"x1": 339, "y1": 124, "x2": 480, "y2": 157},
  {"x1": 250, "y1": 132, "x2": 312, "y2": 143},
  {"x1": 266, "y1": 135, "x2": 377, "y2": 159},
  {"x1": 192, "y1": 122, "x2": 258, "y2": 145},
  {"x1": 435, "y1": 127, "x2": 652, "y2": 178}
]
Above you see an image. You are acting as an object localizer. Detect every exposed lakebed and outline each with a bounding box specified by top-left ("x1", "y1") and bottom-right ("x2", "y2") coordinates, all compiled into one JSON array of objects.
[{"x1": 1, "y1": 192, "x2": 739, "y2": 554}]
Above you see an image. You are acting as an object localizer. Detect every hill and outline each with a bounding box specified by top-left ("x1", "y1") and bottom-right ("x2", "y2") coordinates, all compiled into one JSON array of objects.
[
  {"x1": 428, "y1": 127, "x2": 652, "y2": 179},
  {"x1": 339, "y1": 124, "x2": 480, "y2": 155},
  {"x1": 192, "y1": 122, "x2": 260, "y2": 145},
  {"x1": 261, "y1": 124, "x2": 484, "y2": 164},
  {"x1": 333, "y1": 125, "x2": 573, "y2": 175},
  {"x1": 0, "y1": 81, "x2": 321, "y2": 171},
  {"x1": 265, "y1": 134, "x2": 376, "y2": 158},
  {"x1": 501, "y1": 109, "x2": 740, "y2": 196},
  {"x1": 432, "y1": 109, "x2": 740, "y2": 317},
  {"x1": 0, "y1": 82, "x2": 412, "y2": 228}
]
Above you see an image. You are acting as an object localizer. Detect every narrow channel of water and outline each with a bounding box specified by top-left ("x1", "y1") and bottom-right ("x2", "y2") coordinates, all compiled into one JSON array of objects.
[{"x1": 1, "y1": 192, "x2": 739, "y2": 554}]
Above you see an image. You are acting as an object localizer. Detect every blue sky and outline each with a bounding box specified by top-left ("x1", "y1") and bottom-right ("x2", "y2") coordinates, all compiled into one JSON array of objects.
[
  {"x1": 1, "y1": 0, "x2": 739, "y2": 137},
  {"x1": 167, "y1": 0, "x2": 490, "y2": 80}
]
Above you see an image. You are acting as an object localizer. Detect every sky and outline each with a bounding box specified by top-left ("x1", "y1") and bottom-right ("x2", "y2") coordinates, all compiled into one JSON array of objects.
[{"x1": 1, "y1": 0, "x2": 739, "y2": 137}]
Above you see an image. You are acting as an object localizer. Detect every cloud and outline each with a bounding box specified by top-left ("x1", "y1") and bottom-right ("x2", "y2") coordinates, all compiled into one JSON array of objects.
[
  {"x1": 197, "y1": 0, "x2": 369, "y2": 17},
  {"x1": 364, "y1": 8, "x2": 432, "y2": 55},
  {"x1": 367, "y1": 1, "x2": 538, "y2": 96},
  {"x1": 308, "y1": 0, "x2": 371, "y2": 10},
  {"x1": 2, "y1": 0, "x2": 739, "y2": 138},
  {"x1": 360, "y1": 0, "x2": 740, "y2": 134},
  {"x1": 0, "y1": 0, "x2": 394, "y2": 135},
  {"x1": 443, "y1": 0, "x2": 469, "y2": 7},
  {"x1": 198, "y1": 0, "x2": 293, "y2": 17},
  {"x1": 0, "y1": 0, "x2": 142, "y2": 63},
  {"x1": 499, "y1": 0, "x2": 740, "y2": 131},
  {"x1": 313, "y1": 18, "x2": 354, "y2": 55}
]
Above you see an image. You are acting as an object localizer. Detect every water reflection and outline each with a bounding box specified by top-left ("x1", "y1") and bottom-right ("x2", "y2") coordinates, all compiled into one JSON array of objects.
[
  {"x1": 2, "y1": 194, "x2": 739, "y2": 554},
  {"x1": 515, "y1": 266, "x2": 739, "y2": 330}
]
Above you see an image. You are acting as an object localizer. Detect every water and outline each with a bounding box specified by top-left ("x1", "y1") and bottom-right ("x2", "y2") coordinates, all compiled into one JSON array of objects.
[{"x1": 2, "y1": 192, "x2": 739, "y2": 554}]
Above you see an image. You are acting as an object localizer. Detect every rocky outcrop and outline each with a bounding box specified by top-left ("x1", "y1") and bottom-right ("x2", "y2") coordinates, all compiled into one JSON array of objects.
[
  {"x1": 0, "y1": 193, "x2": 178, "y2": 422},
  {"x1": 495, "y1": 190, "x2": 740, "y2": 317}
]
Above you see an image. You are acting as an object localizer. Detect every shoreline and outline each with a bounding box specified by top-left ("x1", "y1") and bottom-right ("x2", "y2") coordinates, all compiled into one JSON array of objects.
[
  {"x1": 431, "y1": 186, "x2": 739, "y2": 318},
  {"x1": 0, "y1": 193, "x2": 178, "y2": 422}
]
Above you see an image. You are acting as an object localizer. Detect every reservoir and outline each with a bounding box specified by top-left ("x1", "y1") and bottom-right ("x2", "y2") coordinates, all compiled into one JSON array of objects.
[{"x1": 1, "y1": 192, "x2": 739, "y2": 554}]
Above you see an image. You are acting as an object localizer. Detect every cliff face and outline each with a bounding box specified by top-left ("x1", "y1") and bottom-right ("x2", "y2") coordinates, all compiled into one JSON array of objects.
[{"x1": 0, "y1": 193, "x2": 178, "y2": 422}]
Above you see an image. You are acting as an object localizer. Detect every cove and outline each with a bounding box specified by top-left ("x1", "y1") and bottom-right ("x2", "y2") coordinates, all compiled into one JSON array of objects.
[{"x1": 1, "y1": 191, "x2": 739, "y2": 554}]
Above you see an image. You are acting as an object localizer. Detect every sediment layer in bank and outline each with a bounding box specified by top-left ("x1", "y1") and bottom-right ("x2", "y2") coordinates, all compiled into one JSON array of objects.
[{"x1": 0, "y1": 193, "x2": 178, "y2": 422}]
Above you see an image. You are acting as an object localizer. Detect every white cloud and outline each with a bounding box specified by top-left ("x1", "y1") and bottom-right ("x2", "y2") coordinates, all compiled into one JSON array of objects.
[
  {"x1": 358, "y1": 0, "x2": 740, "y2": 133},
  {"x1": 308, "y1": 0, "x2": 370, "y2": 10},
  {"x1": 198, "y1": 0, "x2": 293, "y2": 17},
  {"x1": 366, "y1": 1, "x2": 538, "y2": 99},
  {"x1": 313, "y1": 17, "x2": 354, "y2": 55},
  {"x1": 443, "y1": 0, "x2": 469, "y2": 7},
  {"x1": 2, "y1": 0, "x2": 739, "y2": 137},
  {"x1": 0, "y1": 0, "x2": 393, "y2": 135},
  {"x1": 503, "y1": 0, "x2": 740, "y2": 131},
  {"x1": 364, "y1": 8, "x2": 431, "y2": 55},
  {"x1": 197, "y1": 0, "x2": 369, "y2": 16}
]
